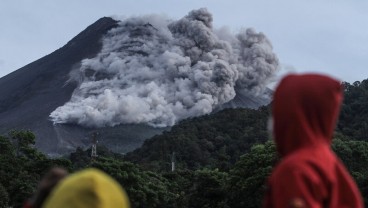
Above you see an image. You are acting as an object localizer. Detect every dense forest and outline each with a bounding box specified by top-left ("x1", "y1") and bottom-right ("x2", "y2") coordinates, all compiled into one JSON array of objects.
[
  {"x1": 338, "y1": 80, "x2": 368, "y2": 139},
  {"x1": 1, "y1": 79, "x2": 368, "y2": 208}
]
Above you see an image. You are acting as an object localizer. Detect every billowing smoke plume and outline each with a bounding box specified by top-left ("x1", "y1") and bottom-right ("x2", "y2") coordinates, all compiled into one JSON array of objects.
[{"x1": 50, "y1": 8, "x2": 278, "y2": 128}]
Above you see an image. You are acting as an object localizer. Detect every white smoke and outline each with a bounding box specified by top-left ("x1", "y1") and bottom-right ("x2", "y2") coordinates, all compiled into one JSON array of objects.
[{"x1": 50, "y1": 8, "x2": 279, "y2": 128}]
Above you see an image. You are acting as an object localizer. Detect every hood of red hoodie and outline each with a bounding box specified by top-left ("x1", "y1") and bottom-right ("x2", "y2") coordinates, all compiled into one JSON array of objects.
[{"x1": 272, "y1": 74, "x2": 343, "y2": 157}]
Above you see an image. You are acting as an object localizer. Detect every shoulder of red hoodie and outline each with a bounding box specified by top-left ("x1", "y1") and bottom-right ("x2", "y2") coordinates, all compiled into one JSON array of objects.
[{"x1": 263, "y1": 145, "x2": 363, "y2": 208}]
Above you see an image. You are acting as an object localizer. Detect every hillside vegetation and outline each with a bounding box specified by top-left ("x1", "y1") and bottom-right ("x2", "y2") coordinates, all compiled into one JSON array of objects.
[
  {"x1": 338, "y1": 80, "x2": 368, "y2": 140},
  {"x1": 125, "y1": 107, "x2": 270, "y2": 171}
]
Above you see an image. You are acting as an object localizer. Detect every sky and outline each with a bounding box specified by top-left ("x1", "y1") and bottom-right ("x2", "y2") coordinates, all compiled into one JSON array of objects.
[{"x1": 1, "y1": 0, "x2": 368, "y2": 83}]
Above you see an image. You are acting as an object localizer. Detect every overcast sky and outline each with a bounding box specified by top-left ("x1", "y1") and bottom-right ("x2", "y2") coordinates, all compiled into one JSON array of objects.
[{"x1": 1, "y1": 0, "x2": 368, "y2": 83}]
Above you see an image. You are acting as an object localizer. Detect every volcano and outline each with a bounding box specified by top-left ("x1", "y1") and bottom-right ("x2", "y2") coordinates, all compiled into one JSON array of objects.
[{"x1": 0, "y1": 10, "x2": 277, "y2": 155}]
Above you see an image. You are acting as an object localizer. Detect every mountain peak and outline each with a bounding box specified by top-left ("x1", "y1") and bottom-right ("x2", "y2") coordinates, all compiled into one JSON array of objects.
[{"x1": 0, "y1": 10, "x2": 278, "y2": 154}]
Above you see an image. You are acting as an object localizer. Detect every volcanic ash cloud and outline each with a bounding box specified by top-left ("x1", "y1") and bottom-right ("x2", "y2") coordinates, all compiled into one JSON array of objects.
[{"x1": 50, "y1": 8, "x2": 279, "y2": 128}]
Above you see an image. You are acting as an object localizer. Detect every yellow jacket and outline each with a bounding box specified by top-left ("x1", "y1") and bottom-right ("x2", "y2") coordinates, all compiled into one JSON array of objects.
[{"x1": 43, "y1": 168, "x2": 130, "y2": 208}]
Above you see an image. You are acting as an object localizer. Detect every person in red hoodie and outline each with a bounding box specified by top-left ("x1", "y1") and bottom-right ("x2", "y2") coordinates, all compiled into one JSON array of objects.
[{"x1": 263, "y1": 74, "x2": 364, "y2": 208}]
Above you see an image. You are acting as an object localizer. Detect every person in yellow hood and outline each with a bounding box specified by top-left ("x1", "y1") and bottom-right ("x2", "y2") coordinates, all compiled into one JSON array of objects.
[{"x1": 42, "y1": 168, "x2": 130, "y2": 208}]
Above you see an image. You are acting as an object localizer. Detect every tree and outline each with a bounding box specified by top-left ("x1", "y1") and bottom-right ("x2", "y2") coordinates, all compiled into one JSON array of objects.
[
  {"x1": 188, "y1": 169, "x2": 229, "y2": 208},
  {"x1": 338, "y1": 80, "x2": 368, "y2": 140},
  {"x1": 227, "y1": 141, "x2": 277, "y2": 208},
  {"x1": 91, "y1": 157, "x2": 177, "y2": 208},
  {"x1": 0, "y1": 130, "x2": 72, "y2": 207},
  {"x1": 9, "y1": 130, "x2": 45, "y2": 160},
  {"x1": 332, "y1": 136, "x2": 368, "y2": 206}
]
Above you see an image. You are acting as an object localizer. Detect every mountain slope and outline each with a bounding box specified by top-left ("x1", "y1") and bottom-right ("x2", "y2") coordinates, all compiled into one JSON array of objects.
[{"x1": 0, "y1": 17, "x2": 165, "y2": 153}]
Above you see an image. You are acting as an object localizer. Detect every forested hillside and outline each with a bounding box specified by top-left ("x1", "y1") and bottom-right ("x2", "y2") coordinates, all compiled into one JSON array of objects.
[
  {"x1": 338, "y1": 80, "x2": 368, "y2": 140},
  {"x1": 1, "y1": 79, "x2": 368, "y2": 207},
  {"x1": 125, "y1": 107, "x2": 270, "y2": 171}
]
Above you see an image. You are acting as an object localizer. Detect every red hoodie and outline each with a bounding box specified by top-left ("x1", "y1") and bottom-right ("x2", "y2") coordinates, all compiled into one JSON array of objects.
[{"x1": 263, "y1": 74, "x2": 363, "y2": 208}]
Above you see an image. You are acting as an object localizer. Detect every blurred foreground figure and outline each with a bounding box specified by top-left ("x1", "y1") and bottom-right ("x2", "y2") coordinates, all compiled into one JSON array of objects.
[
  {"x1": 23, "y1": 167, "x2": 68, "y2": 208},
  {"x1": 263, "y1": 74, "x2": 363, "y2": 208},
  {"x1": 42, "y1": 168, "x2": 130, "y2": 208}
]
